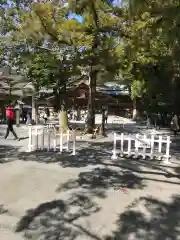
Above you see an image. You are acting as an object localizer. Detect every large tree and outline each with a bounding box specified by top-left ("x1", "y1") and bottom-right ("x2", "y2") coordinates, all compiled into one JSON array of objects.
[
  {"x1": 122, "y1": 0, "x2": 180, "y2": 114},
  {"x1": 68, "y1": 0, "x2": 122, "y2": 132},
  {"x1": 0, "y1": 1, "x2": 82, "y2": 127}
]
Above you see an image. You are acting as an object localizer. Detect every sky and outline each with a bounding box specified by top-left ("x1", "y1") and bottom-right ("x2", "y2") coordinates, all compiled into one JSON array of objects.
[
  {"x1": 68, "y1": 13, "x2": 84, "y2": 23},
  {"x1": 3, "y1": 0, "x2": 121, "y2": 23},
  {"x1": 68, "y1": 0, "x2": 122, "y2": 22}
]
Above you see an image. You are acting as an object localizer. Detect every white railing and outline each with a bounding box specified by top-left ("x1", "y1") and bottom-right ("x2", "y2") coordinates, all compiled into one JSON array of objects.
[
  {"x1": 112, "y1": 119, "x2": 124, "y2": 127},
  {"x1": 28, "y1": 127, "x2": 76, "y2": 155},
  {"x1": 111, "y1": 133, "x2": 171, "y2": 164},
  {"x1": 46, "y1": 120, "x2": 85, "y2": 128}
]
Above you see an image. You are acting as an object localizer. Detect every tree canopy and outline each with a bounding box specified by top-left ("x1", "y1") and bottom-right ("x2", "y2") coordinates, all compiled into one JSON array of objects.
[{"x1": 0, "y1": 0, "x2": 180, "y2": 127}]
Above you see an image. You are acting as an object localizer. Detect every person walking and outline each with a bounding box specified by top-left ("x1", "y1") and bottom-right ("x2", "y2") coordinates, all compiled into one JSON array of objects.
[
  {"x1": 43, "y1": 111, "x2": 48, "y2": 124},
  {"x1": 26, "y1": 112, "x2": 32, "y2": 125},
  {"x1": 43, "y1": 106, "x2": 50, "y2": 124},
  {"x1": 4, "y1": 105, "x2": 19, "y2": 140},
  {"x1": 146, "y1": 115, "x2": 151, "y2": 129},
  {"x1": 156, "y1": 112, "x2": 161, "y2": 129},
  {"x1": 104, "y1": 107, "x2": 108, "y2": 124},
  {"x1": 171, "y1": 114, "x2": 179, "y2": 135}
]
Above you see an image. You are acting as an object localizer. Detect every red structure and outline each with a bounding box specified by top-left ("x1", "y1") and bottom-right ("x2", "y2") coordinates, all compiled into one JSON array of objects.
[
  {"x1": 66, "y1": 83, "x2": 117, "y2": 108},
  {"x1": 44, "y1": 82, "x2": 132, "y2": 115}
]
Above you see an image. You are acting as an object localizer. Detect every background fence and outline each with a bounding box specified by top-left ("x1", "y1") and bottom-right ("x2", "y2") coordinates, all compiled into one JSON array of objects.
[
  {"x1": 28, "y1": 126, "x2": 76, "y2": 155},
  {"x1": 112, "y1": 133, "x2": 171, "y2": 164}
]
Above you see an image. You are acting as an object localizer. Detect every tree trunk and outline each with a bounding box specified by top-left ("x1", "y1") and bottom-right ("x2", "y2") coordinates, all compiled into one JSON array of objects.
[
  {"x1": 31, "y1": 93, "x2": 36, "y2": 124},
  {"x1": 99, "y1": 108, "x2": 106, "y2": 136},
  {"x1": 58, "y1": 97, "x2": 68, "y2": 131},
  {"x1": 132, "y1": 98, "x2": 138, "y2": 120},
  {"x1": 171, "y1": 76, "x2": 177, "y2": 113},
  {"x1": 86, "y1": 68, "x2": 97, "y2": 133},
  {"x1": 59, "y1": 109, "x2": 68, "y2": 130},
  {"x1": 8, "y1": 87, "x2": 12, "y2": 104},
  {"x1": 54, "y1": 85, "x2": 68, "y2": 131},
  {"x1": 35, "y1": 104, "x2": 39, "y2": 124}
]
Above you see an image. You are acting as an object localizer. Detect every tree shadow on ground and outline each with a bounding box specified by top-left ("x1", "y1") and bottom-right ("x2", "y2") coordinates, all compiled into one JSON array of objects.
[
  {"x1": 15, "y1": 192, "x2": 102, "y2": 240},
  {"x1": 14, "y1": 166, "x2": 145, "y2": 239},
  {"x1": 57, "y1": 167, "x2": 145, "y2": 196},
  {"x1": 0, "y1": 145, "x2": 21, "y2": 163},
  {"x1": 53, "y1": 141, "x2": 180, "y2": 180},
  {"x1": 2, "y1": 138, "x2": 180, "y2": 239},
  {"x1": 170, "y1": 135, "x2": 180, "y2": 160},
  {"x1": 105, "y1": 194, "x2": 180, "y2": 240},
  {"x1": 0, "y1": 131, "x2": 5, "y2": 137},
  {"x1": 1, "y1": 139, "x2": 180, "y2": 185},
  {"x1": 0, "y1": 204, "x2": 8, "y2": 214}
]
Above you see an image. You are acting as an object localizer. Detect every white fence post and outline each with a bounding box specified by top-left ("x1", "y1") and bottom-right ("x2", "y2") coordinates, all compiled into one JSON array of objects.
[
  {"x1": 158, "y1": 135, "x2": 162, "y2": 160},
  {"x1": 111, "y1": 133, "x2": 118, "y2": 159},
  {"x1": 60, "y1": 130, "x2": 63, "y2": 152},
  {"x1": 66, "y1": 129, "x2": 70, "y2": 151},
  {"x1": 135, "y1": 134, "x2": 139, "y2": 158},
  {"x1": 53, "y1": 128, "x2": 56, "y2": 152},
  {"x1": 41, "y1": 128, "x2": 44, "y2": 150},
  {"x1": 150, "y1": 134, "x2": 154, "y2": 159},
  {"x1": 127, "y1": 135, "x2": 131, "y2": 156},
  {"x1": 120, "y1": 133, "x2": 124, "y2": 157},
  {"x1": 28, "y1": 127, "x2": 32, "y2": 152},
  {"x1": 47, "y1": 128, "x2": 50, "y2": 151},
  {"x1": 72, "y1": 130, "x2": 76, "y2": 155},
  {"x1": 35, "y1": 127, "x2": 38, "y2": 151},
  {"x1": 164, "y1": 136, "x2": 171, "y2": 164},
  {"x1": 142, "y1": 134, "x2": 146, "y2": 159}
]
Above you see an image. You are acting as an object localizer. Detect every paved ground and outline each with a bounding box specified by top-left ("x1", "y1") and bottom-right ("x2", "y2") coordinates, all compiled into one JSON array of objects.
[{"x1": 0, "y1": 123, "x2": 180, "y2": 239}]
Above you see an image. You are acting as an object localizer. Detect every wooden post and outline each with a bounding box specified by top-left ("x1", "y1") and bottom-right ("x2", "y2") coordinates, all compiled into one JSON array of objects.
[
  {"x1": 60, "y1": 130, "x2": 63, "y2": 152},
  {"x1": 41, "y1": 128, "x2": 44, "y2": 151},
  {"x1": 111, "y1": 133, "x2": 117, "y2": 159},
  {"x1": 164, "y1": 136, "x2": 171, "y2": 164},
  {"x1": 158, "y1": 135, "x2": 162, "y2": 160},
  {"x1": 150, "y1": 134, "x2": 154, "y2": 159},
  {"x1": 53, "y1": 128, "x2": 56, "y2": 152},
  {"x1": 28, "y1": 127, "x2": 32, "y2": 152},
  {"x1": 35, "y1": 127, "x2": 38, "y2": 151},
  {"x1": 135, "y1": 134, "x2": 139, "y2": 158},
  {"x1": 127, "y1": 134, "x2": 131, "y2": 156},
  {"x1": 120, "y1": 133, "x2": 124, "y2": 157},
  {"x1": 142, "y1": 134, "x2": 146, "y2": 159},
  {"x1": 66, "y1": 129, "x2": 70, "y2": 150},
  {"x1": 47, "y1": 128, "x2": 50, "y2": 151},
  {"x1": 72, "y1": 130, "x2": 76, "y2": 155}
]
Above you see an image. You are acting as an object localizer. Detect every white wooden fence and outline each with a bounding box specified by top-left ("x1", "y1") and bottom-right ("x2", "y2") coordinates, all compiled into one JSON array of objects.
[
  {"x1": 112, "y1": 119, "x2": 124, "y2": 127},
  {"x1": 111, "y1": 133, "x2": 171, "y2": 164},
  {"x1": 28, "y1": 127, "x2": 76, "y2": 155}
]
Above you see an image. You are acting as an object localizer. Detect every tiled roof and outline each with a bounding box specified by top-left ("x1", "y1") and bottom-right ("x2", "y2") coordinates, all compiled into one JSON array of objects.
[{"x1": 0, "y1": 67, "x2": 32, "y2": 96}]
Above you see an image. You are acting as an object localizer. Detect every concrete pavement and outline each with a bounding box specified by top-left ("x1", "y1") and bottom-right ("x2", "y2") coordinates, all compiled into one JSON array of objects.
[{"x1": 0, "y1": 122, "x2": 180, "y2": 239}]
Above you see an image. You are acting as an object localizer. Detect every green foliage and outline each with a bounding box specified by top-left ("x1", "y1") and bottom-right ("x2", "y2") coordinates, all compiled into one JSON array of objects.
[
  {"x1": 131, "y1": 80, "x2": 145, "y2": 100},
  {"x1": 1, "y1": 0, "x2": 180, "y2": 117}
]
